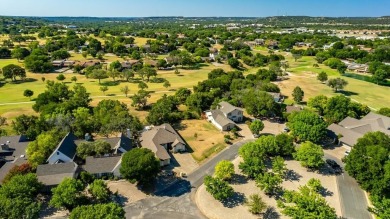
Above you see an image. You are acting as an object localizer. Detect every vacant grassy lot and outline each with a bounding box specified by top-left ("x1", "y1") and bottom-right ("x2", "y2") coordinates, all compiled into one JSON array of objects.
[{"x1": 175, "y1": 120, "x2": 226, "y2": 163}]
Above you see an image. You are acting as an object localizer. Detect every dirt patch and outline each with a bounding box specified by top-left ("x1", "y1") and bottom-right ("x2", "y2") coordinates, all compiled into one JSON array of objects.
[
  {"x1": 106, "y1": 180, "x2": 148, "y2": 205},
  {"x1": 175, "y1": 120, "x2": 227, "y2": 162}
]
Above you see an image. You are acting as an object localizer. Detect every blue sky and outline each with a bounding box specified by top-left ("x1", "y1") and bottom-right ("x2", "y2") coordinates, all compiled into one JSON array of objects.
[{"x1": 0, "y1": 0, "x2": 388, "y2": 17}]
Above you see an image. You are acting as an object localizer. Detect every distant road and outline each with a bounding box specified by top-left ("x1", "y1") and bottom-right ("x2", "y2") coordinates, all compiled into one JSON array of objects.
[{"x1": 325, "y1": 153, "x2": 372, "y2": 219}]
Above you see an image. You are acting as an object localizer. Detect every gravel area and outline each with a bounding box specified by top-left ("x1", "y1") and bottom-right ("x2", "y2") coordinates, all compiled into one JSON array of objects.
[{"x1": 196, "y1": 156, "x2": 342, "y2": 219}]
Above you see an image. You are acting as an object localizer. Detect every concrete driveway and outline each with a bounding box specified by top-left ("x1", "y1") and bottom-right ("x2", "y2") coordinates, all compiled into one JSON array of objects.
[{"x1": 260, "y1": 119, "x2": 286, "y2": 135}]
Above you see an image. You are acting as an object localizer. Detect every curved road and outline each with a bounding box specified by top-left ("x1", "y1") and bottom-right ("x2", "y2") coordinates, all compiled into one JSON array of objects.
[{"x1": 125, "y1": 139, "x2": 253, "y2": 219}]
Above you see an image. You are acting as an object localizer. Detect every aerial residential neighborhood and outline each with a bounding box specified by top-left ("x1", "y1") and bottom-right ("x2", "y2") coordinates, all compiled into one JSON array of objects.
[{"x1": 0, "y1": 1, "x2": 390, "y2": 219}]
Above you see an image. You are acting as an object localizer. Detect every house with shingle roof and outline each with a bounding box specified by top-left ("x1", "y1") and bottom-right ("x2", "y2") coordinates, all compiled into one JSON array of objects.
[
  {"x1": 327, "y1": 112, "x2": 390, "y2": 148},
  {"x1": 37, "y1": 162, "x2": 79, "y2": 188},
  {"x1": 139, "y1": 124, "x2": 186, "y2": 166},
  {"x1": 83, "y1": 155, "x2": 122, "y2": 178},
  {"x1": 47, "y1": 132, "x2": 133, "y2": 164},
  {"x1": 205, "y1": 102, "x2": 243, "y2": 131},
  {"x1": 47, "y1": 133, "x2": 78, "y2": 164}
]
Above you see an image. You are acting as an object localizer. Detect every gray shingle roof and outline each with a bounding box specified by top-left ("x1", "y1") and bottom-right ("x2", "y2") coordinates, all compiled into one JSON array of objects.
[
  {"x1": 83, "y1": 156, "x2": 122, "y2": 174},
  {"x1": 74, "y1": 134, "x2": 132, "y2": 154},
  {"x1": 328, "y1": 112, "x2": 390, "y2": 147},
  {"x1": 208, "y1": 110, "x2": 235, "y2": 127},
  {"x1": 218, "y1": 101, "x2": 242, "y2": 115},
  {"x1": 53, "y1": 133, "x2": 78, "y2": 160},
  {"x1": 0, "y1": 135, "x2": 29, "y2": 161},
  {"x1": 37, "y1": 162, "x2": 78, "y2": 186}
]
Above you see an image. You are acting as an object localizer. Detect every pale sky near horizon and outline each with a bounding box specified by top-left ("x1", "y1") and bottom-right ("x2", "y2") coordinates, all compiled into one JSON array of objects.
[{"x1": 0, "y1": 0, "x2": 388, "y2": 17}]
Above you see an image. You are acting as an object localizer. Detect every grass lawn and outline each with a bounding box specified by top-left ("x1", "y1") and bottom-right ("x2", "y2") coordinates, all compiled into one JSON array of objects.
[
  {"x1": 133, "y1": 37, "x2": 154, "y2": 46},
  {"x1": 175, "y1": 120, "x2": 226, "y2": 163},
  {"x1": 0, "y1": 58, "x2": 234, "y2": 125}
]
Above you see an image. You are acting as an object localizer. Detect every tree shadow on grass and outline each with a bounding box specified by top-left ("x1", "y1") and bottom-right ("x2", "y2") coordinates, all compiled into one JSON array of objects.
[
  {"x1": 101, "y1": 81, "x2": 120, "y2": 86},
  {"x1": 10, "y1": 78, "x2": 38, "y2": 84},
  {"x1": 338, "y1": 90, "x2": 359, "y2": 96},
  {"x1": 221, "y1": 192, "x2": 246, "y2": 208}
]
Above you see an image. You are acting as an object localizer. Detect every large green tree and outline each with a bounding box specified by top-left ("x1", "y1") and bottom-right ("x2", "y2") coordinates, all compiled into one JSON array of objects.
[
  {"x1": 243, "y1": 89, "x2": 277, "y2": 118},
  {"x1": 26, "y1": 131, "x2": 62, "y2": 167},
  {"x1": 277, "y1": 180, "x2": 337, "y2": 219},
  {"x1": 214, "y1": 160, "x2": 235, "y2": 181},
  {"x1": 288, "y1": 110, "x2": 327, "y2": 143},
  {"x1": 249, "y1": 120, "x2": 264, "y2": 136},
  {"x1": 292, "y1": 86, "x2": 304, "y2": 103},
  {"x1": 50, "y1": 178, "x2": 87, "y2": 211},
  {"x1": 327, "y1": 78, "x2": 348, "y2": 92},
  {"x1": 146, "y1": 95, "x2": 180, "y2": 125},
  {"x1": 89, "y1": 179, "x2": 111, "y2": 203},
  {"x1": 294, "y1": 141, "x2": 325, "y2": 169},
  {"x1": 120, "y1": 148, "x2": 160, "y2": 184},
  {"x1": 2, "y1": 64, "x2": 26, "y2": 81},
  {"x1": 24, "y1": 49, "x2": 52, "y2": 73},
  {"x1": 256, "y1": 172, "x2": 283, "y2": 196},
  {"x1": 204, "y1": 175, "x2": 234, "y2": 201}
]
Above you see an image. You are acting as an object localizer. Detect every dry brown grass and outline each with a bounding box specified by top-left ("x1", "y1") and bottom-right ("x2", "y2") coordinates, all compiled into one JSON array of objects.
[{"x1": 176, "y1": 120, "x2": 226, "y2": 162}]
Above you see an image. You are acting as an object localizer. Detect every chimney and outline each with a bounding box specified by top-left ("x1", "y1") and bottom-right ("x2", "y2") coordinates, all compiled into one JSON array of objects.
[
  {"x1": 126, "y1": 129, "x2": 132, "y2": 138},
  {"x1": 85, "y1": 133, "x2": 92, "y2": 141},
  {"x1": 1, "y1": 144, "x2": 9, "y2": 151}
]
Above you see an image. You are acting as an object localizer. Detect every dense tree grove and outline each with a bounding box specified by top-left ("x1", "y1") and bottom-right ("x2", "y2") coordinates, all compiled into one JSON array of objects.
[
  {"x1": 308, "y1": 95, "x2": 370, "y2": 123},
  {"x1": 0, "y1": 174, "x2": 42, "y2": 219}
]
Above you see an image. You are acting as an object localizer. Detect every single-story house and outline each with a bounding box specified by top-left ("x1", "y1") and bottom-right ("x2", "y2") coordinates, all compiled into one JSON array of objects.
[
  {"x1": 121, "y1": 60, "x2": 141, "y2": 69},
  {"x1": 37, "y1": 162, "x2": 79, "y2": 189},
  {"x1": 83, "y1": 155, "x2": 122, "y2": 178},
  {"x1": 328, "y1": 112, "x2": 390, "y2": 148},
  {"x1": 347, "y1": 63, "x2": 369, "y2": 73},
  {"x1": 140, "y1": 124, "x2": 186, "y2": 166}
]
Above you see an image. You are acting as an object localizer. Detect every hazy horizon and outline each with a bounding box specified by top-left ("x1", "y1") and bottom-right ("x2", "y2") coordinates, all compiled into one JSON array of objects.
[{"x1": 0, "y1": 0, "x2": 389, "y2": 18}]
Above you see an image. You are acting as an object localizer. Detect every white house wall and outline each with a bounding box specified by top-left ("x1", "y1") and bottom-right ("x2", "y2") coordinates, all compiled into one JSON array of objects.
[{"x1": 47, "y1": 151, "x2": 72, "y2": 164}]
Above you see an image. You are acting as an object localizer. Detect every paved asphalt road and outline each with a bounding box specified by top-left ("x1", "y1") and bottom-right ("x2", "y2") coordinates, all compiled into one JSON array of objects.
[
  {"x1": 325, "y1": 153, "x2": 372, "y2": 219},
  {"x1": 125, "y1": 139, "x2": 253, "y2": 219}
]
